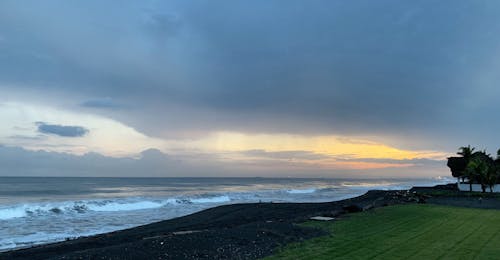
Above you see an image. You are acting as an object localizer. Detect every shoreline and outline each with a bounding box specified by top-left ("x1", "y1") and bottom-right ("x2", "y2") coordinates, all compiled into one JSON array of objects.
[
  {"x1": 3, "y1": 183, "x2": 498, "y2": 260},
  {"x1": 0, "y1": 178, "x2": 444, "y2": 251}
]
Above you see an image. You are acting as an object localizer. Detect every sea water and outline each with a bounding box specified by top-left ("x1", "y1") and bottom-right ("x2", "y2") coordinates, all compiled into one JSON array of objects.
[{"x1": 0, "y1": 177, "x2": 453, "y2": 251}]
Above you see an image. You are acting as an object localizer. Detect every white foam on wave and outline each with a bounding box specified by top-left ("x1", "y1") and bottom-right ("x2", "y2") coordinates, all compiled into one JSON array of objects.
[
  {"x1": 286, "y1": 188, "x2": 316, "y2": 194},
  {"x1": 0, "y1": 226, "x2": 123, "y2": 252},
  {"x1": 0, "y1": 195, "x2": 235, "y2": 221},
  {"x1": 191, "y1": 195, "x2": 230, "y2": 203},
  {"x1": 0, "y1": 200, "x2": 167, "y2": 220},
  {"x1": 0, "y1": 231, "x2": 70, "y2": 251},
  {"x1": 85, "y1": 201, "x2": 165, "y2": 212},
  {"x1": 341, "y1": 181, "x2": 398, "y2": 188},
  {"x1": 0, "y1": 207, "x2": 28, "y2": 220},
  {"x1": 0, "y1": 204, "x2": 60, "y2": 220}
]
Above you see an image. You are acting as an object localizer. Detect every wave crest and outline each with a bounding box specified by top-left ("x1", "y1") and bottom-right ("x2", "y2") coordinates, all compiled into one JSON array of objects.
[
  {"x1": 0, "y1": 195, "x2": 233, "y2": 220},
  {"x1": 286, "y1": 188, "x2": 316, "y2": 194}
]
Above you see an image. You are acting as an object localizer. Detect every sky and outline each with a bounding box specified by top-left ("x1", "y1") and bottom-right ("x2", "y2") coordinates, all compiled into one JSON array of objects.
[{"x1": 1, "y1": 0, "x2": 499, "y2": 178}]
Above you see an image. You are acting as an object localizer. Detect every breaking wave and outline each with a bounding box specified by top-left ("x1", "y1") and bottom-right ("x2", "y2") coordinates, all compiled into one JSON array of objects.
[
  {"x1": 190, "y1": 195, "x2": 230, "y2": 203},
  {"x1": 286, "y1": 188, "x2": 317, "y2": 194},
  {"x1": 0, "y1": 195, "x2": 232, "y2": 221}
]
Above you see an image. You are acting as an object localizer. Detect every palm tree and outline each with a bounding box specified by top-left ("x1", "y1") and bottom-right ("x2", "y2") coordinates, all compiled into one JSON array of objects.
[
  {"x1": 469, "y1": 158, "x2": 489, "y2": 192},
  {"x1": 478, "y1": 160, "x2": 498, "y2": 193},
  {"x1": 450, "y1": 146, "x2": 500, "y2": 192},
  {"x1": 466, "y1": 155, "x2": 497, "y2": 193},
  {"x1": 454, "y1": 145, "x2": 476, "y2": 183},
  {"x1": 486, "y1": 164, "x2": 500, "y2": 192},
  {"x1": 464, "y1": 159, "x2": 481, "y2": 192},
  {"x1": 458, "y1": 145, "x2": 475, "y2": 159}
]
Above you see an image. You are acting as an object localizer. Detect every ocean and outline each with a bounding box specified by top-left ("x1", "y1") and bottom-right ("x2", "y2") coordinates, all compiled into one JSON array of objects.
[{"x1": 0, "y1": 177, "x2": 453, "y2": 251}]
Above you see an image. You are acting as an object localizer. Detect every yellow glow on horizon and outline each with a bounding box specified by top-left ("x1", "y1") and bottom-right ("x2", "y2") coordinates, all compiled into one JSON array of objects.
[
  {"x1": 318, "y1": 161, "x2": 415, "y2": 170},
  {"x1": 195, "y1": 132, "x2": 445, "y2": 161}
]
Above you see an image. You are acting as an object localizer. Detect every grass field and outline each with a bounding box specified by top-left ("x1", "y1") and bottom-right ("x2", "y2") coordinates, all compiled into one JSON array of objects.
[{"x1": 267, "y1": 204, "x2": 500, "y2": 259}]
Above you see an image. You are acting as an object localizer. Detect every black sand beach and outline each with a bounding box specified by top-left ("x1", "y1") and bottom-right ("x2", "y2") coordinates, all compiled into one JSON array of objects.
[{"x1": 2, "y1": 184, "x2": 497, "y2": 260}]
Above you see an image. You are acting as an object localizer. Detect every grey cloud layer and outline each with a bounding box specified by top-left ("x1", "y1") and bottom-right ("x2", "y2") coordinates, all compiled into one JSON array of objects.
[
  {"x1": 36, "y1": 122, "x2": 89, "y2": 137},
  {"x1": 1, "y1": 1, "x2": 500, "y2": 151}
]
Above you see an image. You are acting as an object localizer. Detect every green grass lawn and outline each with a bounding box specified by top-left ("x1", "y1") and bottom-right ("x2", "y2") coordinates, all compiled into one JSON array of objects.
[{"x1": 267, "y1": 204, "x2": 500, "y2": 259}]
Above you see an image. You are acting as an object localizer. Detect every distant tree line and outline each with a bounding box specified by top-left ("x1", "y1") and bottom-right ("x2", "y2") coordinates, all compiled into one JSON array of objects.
[{"x1": 447, "y1": 145, "x2": 500, "y2": 193}]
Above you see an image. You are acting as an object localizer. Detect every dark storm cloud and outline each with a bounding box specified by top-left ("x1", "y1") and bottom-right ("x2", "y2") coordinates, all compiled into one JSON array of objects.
[
  {"x1": 1, "y1": 1, "x2": 500, "y2": 151},
  {"x1": 36, "y1": 122, "x2": 89, "y2": 137}
]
